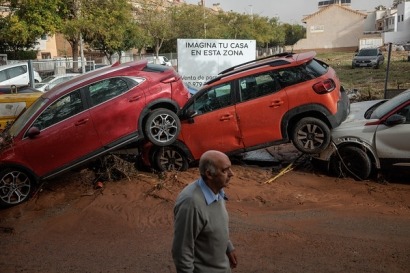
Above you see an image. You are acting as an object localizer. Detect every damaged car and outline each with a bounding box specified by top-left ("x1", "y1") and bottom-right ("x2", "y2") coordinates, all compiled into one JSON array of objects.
[
  {"x1": 314, "y1": 89, "x2": 410, "y2": 180},
  {"x1": 0, "y1": 60, "x2": 189, "y2": 207},
  {"x1": 142, "y1": 51, "x2": 350, "y2": 171}
]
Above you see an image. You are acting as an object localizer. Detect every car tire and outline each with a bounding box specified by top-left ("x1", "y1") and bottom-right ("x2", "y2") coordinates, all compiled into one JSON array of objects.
[
  {"x1": 152, "y1": 146, "x2": 189, "y2": 172},
  {"x1": 291, "y1": 117, "x2": 331, "y2": 154},
  {"x1": 144, "y1": 108, "x2": 181, "y2": 147},
  {"x1": 0, "y1": 168, "x2": 35, "y2": 207},
  {"x1": 329, "y1": 146, "x2": 372, "y2": 180}
]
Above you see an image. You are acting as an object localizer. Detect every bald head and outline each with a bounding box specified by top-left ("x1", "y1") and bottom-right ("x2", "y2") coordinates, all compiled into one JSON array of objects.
[{"x1": 199, "y1": 150, "x2": 230, "y2": 177}]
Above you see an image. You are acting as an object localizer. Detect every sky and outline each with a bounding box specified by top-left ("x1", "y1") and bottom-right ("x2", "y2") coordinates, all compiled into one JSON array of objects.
[{"x1": 185, "y1": 0, "x2": 394, "y2": 24}]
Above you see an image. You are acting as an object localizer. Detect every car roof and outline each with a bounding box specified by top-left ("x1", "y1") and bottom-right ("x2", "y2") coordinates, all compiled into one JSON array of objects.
[
  {"x1": 41, "y1": 60, "x2": 175, "y2": 100},
  {"x1": 0, "y1": 62, "x2": 29, "y2": 69},
  {"x1": 205, "y1": 51, "x2": 316, "y2": 85}
]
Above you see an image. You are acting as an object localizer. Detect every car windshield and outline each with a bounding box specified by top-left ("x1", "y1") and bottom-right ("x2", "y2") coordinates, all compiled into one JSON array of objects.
[
  {"x1": 7, "y1": 97, "x2": 48, "y2": 137},
  {"x1": 370, "y1": 90, "x2": 410, "y2": 119},
  {"x1": 41, "y1": 76, "x2": 58, "y2": 83},
  {"x1": 357, "y1": 49, "x2": 377, "y2": 56}
]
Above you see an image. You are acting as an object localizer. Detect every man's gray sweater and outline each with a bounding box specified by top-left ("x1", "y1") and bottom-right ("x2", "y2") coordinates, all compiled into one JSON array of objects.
[{"x1": 172, "y1": 180, "x2": 234, "y2": 273}]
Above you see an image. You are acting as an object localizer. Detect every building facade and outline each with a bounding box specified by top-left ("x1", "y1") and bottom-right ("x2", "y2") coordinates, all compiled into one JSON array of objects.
[{"x1": 293, "y1": 3, "x2": 367, "y2": 50}]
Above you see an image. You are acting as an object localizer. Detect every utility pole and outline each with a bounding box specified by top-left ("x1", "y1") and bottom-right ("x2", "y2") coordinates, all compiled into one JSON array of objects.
[{"x1": 202, "y1": 0, "x2": 206, "y2": 38}]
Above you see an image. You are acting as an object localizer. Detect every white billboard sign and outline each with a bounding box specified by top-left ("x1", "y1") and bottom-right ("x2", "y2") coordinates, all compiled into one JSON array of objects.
[{"x1": 177, "y1": 39, "x2": 256, "y2": 88}]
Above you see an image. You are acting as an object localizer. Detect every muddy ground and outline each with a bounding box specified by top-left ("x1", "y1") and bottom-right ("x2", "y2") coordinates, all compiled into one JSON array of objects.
[{"x1": 0, "y1": 148, "x2": 409, "y2": 273}]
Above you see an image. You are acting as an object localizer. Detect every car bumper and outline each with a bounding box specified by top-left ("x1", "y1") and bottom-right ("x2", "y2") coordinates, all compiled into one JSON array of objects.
[
  {"x1": 352, "y1": 61, "x2": 378, "y2": 67},
  {"x1": 328, "y1": 87, "x2": 350, "y2": 128}
]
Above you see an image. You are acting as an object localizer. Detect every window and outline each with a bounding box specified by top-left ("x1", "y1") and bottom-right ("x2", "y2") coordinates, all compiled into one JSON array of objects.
[
  {"x1": 239, "y1": 72, "x2": 280, "y2": 102},
  {"x1": 277, "y1": 65, "x2": 316, "y2": 88},
  {"x1": 33, "y1": 90, "x2": 84, "y2": 130},
  {"x1": 190, "y1": 82, "x2": 232, "y2": 114},
  {"x1": 89, "y1": 78, "x2": 130, "y2": 106},
  {"x1": 0, "y1": 70, "x2": 6, "y2": 82},
  {"x1": 397, "y1": 105, "x2": 410, "y2": 124},
  {"x1": 8, "y1": 65, "x2": 27, "y2": 79}
]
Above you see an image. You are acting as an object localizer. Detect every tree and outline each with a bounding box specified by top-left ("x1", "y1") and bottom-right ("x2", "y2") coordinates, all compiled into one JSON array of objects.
[
  {"x1": 171, "y1": 4, "x2": 206, "y2": 39},
  {"x1": 81, "y1": 0, "x2": 139, "y2": 63},
  {"x1": 57, "y1": 0, "x2": 85, "y2": 71},
  {"x1": 282, "y1": 23, "x2": 306, "y2": 48},
  {"x1": 0, "y1": 0, "x2": 62, "y2": 56},
  {"x1": 136, "y1": 0, "x2": 176, "y2": 58}
]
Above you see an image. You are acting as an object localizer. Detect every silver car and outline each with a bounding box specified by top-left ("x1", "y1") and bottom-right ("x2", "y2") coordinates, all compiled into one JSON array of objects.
[
  {"x1": 315, "y1": 89, "x2": 410, "y2": 180},
  {"x1": 35, "y1": 73, "x2": 79, "y2": 92},
  {"x1": 351, "y1": 48, "x2": 384, "y2": 69}
]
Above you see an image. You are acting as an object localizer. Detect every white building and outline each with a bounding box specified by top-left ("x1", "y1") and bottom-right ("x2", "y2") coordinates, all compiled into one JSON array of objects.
[{"x1": 383, "y1": 0, "x2": 410, "y2": 44}]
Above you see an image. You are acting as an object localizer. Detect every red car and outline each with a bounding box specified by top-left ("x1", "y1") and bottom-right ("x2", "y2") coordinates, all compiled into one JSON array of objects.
[
  {"x1": 143, "y1": 51, "x2": 350, "y2": 171},
  {"x1": 0, "y1": 60, "x2": 189, "y2": 207}
]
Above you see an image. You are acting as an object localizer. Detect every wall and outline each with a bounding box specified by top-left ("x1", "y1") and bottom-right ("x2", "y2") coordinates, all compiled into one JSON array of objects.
[{"x1": 294, "y1": 5, "x2": 366, "y2": 50}]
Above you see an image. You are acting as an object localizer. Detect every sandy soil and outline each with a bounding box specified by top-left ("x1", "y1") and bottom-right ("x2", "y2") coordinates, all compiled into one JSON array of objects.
[{"x1": 1, "y1": 151, "x2": 410, "y2": 273}]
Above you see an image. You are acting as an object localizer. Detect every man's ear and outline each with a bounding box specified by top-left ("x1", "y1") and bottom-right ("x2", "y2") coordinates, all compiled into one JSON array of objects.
[{"x1": 204, "y1": 169, "x2": 213, "y2": 180}]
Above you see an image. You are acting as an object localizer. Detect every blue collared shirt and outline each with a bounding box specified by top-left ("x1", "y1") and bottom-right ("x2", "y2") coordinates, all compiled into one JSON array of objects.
[{"x1": 197, "y1": 178, "x2": 226, "y2": 205}]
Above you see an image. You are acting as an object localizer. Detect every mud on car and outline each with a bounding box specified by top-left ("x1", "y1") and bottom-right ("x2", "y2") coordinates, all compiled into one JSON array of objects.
[
  {"x1": 0, "y1": 60, "x2": 190, "y2": 207},
  {"x1": 142, "y1": 51, "x2": 350, "y2": 171}
]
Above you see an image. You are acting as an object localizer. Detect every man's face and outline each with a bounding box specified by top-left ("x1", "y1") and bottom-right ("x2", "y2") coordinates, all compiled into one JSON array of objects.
[{"x1": 208, "y1": 156, "x2": 234, "y2": 192}]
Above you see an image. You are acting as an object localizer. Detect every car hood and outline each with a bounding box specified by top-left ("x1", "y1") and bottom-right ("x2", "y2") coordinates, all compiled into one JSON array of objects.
[
  {"x1": 340, "y1": 100, "x2": 383, "y2": 122},
  {"x1": 331, "y1": 99, "x2": 383, "y2": 133}
]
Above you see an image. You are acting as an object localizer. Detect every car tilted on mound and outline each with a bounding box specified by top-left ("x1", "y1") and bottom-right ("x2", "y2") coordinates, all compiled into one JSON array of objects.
[
  {"x1": 143, "y1": 51, "x2": 350, "y2": 171},
  {"x1": 315, "y1": 89, "x2": 410, "y2": 180},
  {"x1": 0, "y1": 60, "x2": 190, "y2": 207}
]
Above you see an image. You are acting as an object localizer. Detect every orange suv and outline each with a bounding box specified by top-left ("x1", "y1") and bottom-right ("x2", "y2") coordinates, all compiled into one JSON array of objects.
[{"x1": 144, "y1": 51, "x2": 350, "y2": 171}]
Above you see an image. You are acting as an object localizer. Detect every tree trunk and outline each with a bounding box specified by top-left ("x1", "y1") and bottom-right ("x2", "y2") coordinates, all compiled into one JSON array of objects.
[{"x1": 71, "y1": 39, "x2": 80, "y2": 72}]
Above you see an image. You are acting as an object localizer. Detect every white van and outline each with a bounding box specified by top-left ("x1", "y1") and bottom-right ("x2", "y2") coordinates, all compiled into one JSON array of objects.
[{"x1": 0, "y1": 62, "x2": 42, "y2": 85}]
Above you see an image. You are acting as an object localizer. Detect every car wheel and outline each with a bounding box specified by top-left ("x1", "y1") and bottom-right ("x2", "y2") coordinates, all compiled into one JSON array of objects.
[
  {"x1": 144, "y1": 108, "x2": 181, "y2": 146},
  {"x1": 0, "y1": 168, "x2": 35, "y2": 207},
  {"x1": 329, "y1": 146, "x2": 372, "y2": 180},
  {"x1": 291, "y1": 117, "x2": 331, "y2": 154},
  {"x1": 152, "y1": 146, "x2": 188, "y2": 172}
]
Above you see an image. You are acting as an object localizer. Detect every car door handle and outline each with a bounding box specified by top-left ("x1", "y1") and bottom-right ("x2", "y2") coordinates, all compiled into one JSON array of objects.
[
  {"x1": 269, "y1": 100, "x2": 284, "y2": 108},
  {"x1": 129, "y1": 95, "x2": 142, "y2": 102},
  {"x1": 220, "y1": 114, "x2": 233, "y2": 121},
  {"x1": 75, "y1": 118, "x2": 89, "y2": 126}
]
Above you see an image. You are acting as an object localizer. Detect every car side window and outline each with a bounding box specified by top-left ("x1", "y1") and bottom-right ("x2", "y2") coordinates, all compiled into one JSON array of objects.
[
  {"x1": 0, "y1": 70, "x2": 6, "y2": 81},
  {"x1": 32, "y1": 90, "x2": 84, "y2": 130},
  {"x1": 190, "y1": 82, "x2": 232, "y2": 114},
  {"x1": 89, "y1": 78, "x2": 129, "y2": 106},
  {"x1": 277, "y1": 66, "x2": 314, "y2": 88},
  {"x1": 8, "y1": 66, "x2": 26, "y2": 79},
  {"x1": 397, "y1": 105, "x2": 410, "y2": 123},
  {"x1": 239, "y1": 72, "x2": 281, "y2": 102}
]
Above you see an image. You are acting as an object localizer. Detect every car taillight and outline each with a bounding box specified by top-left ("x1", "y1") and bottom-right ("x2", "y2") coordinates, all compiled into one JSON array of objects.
[{"x1": 312, "y1": 79, "x2": 335, "y2": 94}]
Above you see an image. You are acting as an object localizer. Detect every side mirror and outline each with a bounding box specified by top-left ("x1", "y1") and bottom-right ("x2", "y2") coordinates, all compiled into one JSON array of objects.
[
  {"x1": 27, "y1": 126, "x2": 41, "y2": 138},
  {"x1": 385, "y1": 114, "x2": 406, "y2": 126},
  {"x1": 185, "y1": 109, "x2": 197, "y2": 118}
]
